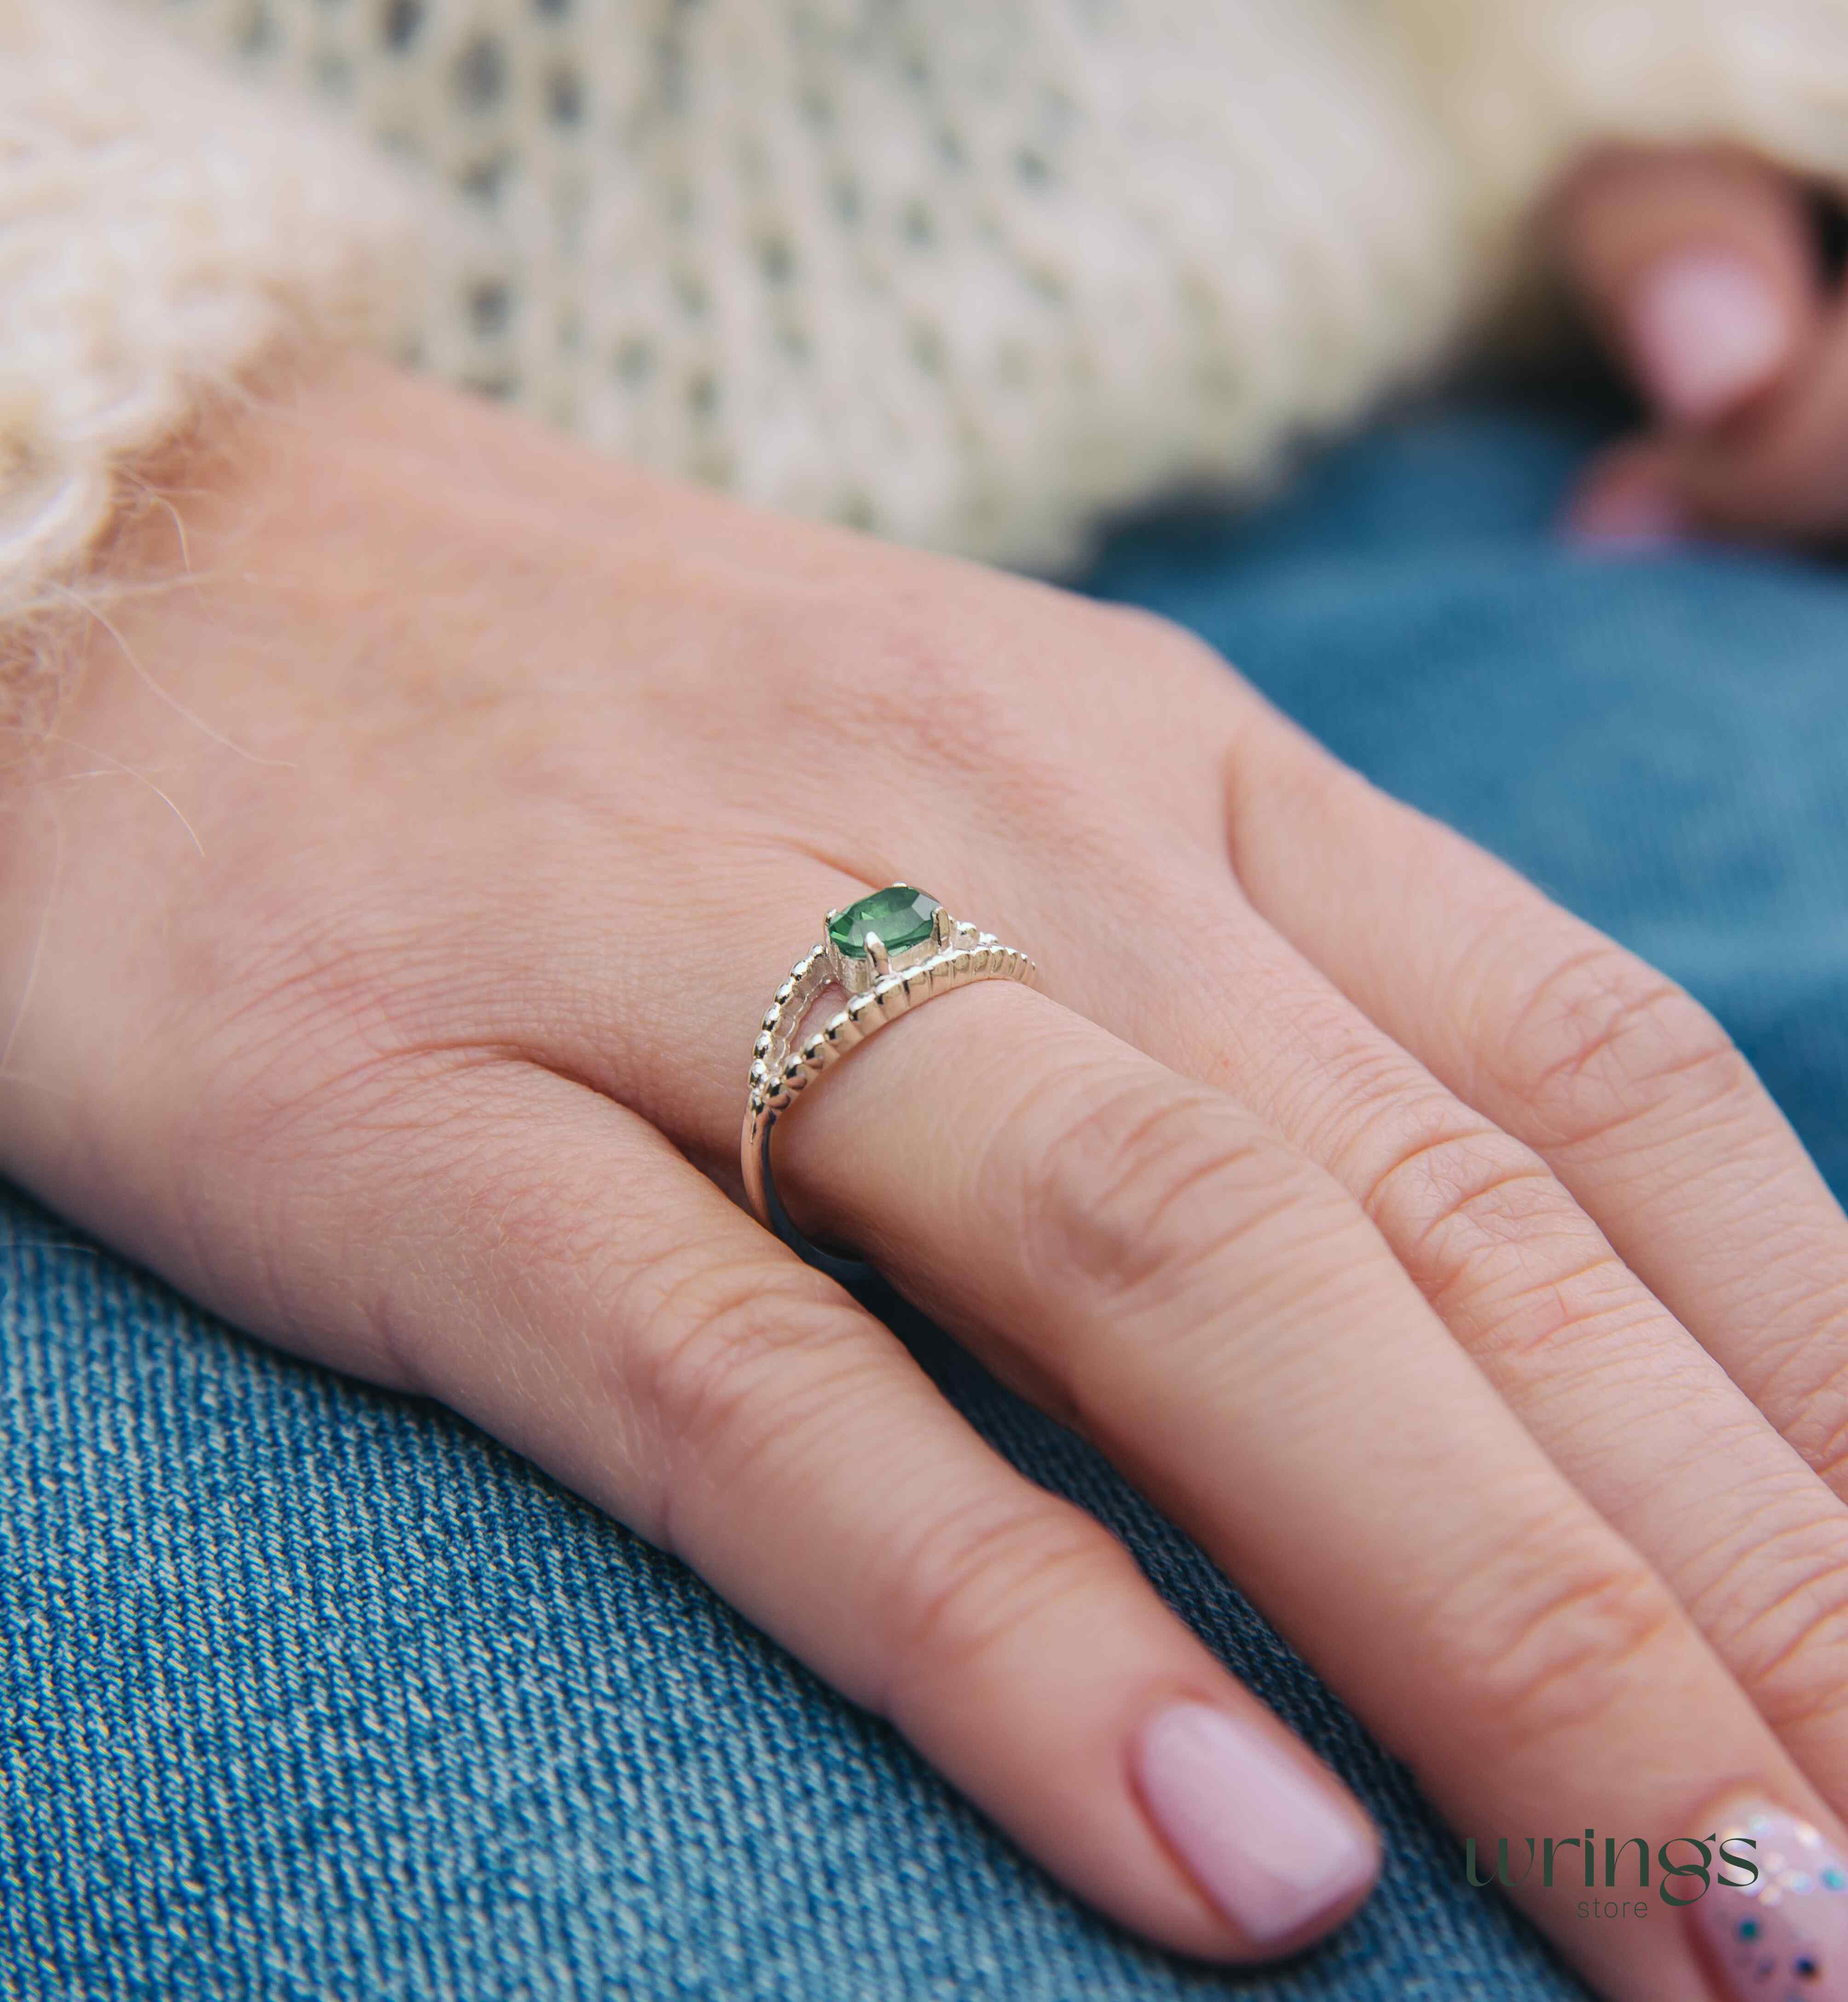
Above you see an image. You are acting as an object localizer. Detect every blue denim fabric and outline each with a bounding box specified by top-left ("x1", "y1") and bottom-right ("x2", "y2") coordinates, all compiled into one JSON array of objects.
[{"x1": 6, "y1": 409, "x2": 1846, "y2": 2001}]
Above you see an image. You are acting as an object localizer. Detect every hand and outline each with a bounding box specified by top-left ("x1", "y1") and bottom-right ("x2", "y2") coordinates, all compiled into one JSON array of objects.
[
  {"x1": 10, "y1": 356, "x2": 1848, "y2": 2001},
  {"x1": 1554, "y1": 142, "x2": 1848, "y2": 546}
]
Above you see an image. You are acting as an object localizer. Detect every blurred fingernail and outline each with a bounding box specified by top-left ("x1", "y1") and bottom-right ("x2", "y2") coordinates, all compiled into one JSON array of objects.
[
  {"x1": 1625, "y1": 251, "x2": 1789, "y2": 426},
  {"x1": 1132, "y1": 1701, "x2": 1375, "y2": 1946},
  {"x1": 1688, "y1": 1801, "x2": 1848, "y2": 2002},
  {"x1": 1565, "y1": 471, "x2": 1687, "y2": 548}
]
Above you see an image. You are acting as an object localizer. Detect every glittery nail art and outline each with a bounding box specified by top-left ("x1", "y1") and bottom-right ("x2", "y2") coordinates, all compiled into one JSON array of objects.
[{"x1": 1690, "y1": 1808, "x2": 1848, "y2": 2002}]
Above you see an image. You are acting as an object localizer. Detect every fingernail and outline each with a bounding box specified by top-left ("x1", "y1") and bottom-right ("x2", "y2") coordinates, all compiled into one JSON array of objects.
[
  {"x1": 1565, "y1": 472, "x2": 1687, "y2": 549},
  {"x1": 1132, "y1": 1701, "x2": 1375, "y2": 1946},
  {"x1": 1625, "y1": 251, "x2": 1790, "y2": 426},
  {"x1": 1687, "y1": 1801, "x2": 1848, "y2": 2002}
]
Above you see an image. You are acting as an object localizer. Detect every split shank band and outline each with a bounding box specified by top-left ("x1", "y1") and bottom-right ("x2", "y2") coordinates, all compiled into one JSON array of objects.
[{"x1": 741, "y1": 885, "x2": 1038, "y2": 1281}]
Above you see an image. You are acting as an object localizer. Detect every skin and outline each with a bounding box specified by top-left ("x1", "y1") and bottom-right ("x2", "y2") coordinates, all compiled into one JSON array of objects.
[
  {"x1": 2, "y1": 162, "x2": 1848, "y2": 1994},
  {"x1": 1557, "y1": 144, "x2": 1848, "y2": 542}
]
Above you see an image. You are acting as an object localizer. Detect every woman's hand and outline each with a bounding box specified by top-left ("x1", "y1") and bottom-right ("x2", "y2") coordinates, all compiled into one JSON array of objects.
[
  {"x1": 10, "y1": 357, "x2": 1848, "y2": 2002},
  {"x1": 1556, "y1": 143, "x2": 1848, "y2": 546}
]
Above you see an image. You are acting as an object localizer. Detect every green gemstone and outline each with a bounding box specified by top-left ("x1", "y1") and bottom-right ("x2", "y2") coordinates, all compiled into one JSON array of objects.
[{"x1": 829, "y1": 886, "x2": 939, "y2": 960}]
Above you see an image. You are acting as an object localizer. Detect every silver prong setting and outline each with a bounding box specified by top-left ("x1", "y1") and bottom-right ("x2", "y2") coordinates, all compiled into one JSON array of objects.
[{"x1": 744, "y1": 898, "x2": 1039, "y2": 1274}]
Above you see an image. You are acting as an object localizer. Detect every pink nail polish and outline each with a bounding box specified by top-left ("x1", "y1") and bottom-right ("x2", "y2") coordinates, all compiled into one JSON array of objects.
[
  {"x1": 1132, "y1": 1701, "x2": 1375, "y2": 1946},
  {"x1": 1688, "y1": 1805, "x2": 1848, "y2": 2002},
  {"x1": 1627, "y1": 252, "x2": 1789, "y2": 427}
]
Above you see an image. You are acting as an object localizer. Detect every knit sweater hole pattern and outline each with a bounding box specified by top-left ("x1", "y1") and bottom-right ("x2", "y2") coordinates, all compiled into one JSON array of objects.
[
  {"x1": 29, "y1": 0, "x2": 1848, "y2": 586},
  {"x1": 131, "y1": 0, "x2": 1467, "y2": 570}
]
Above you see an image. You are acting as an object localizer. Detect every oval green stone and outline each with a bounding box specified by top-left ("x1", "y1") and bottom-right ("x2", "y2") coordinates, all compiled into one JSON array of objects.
[{"x1": 829, "y1": 886, "x2": 940, "y2": 960}]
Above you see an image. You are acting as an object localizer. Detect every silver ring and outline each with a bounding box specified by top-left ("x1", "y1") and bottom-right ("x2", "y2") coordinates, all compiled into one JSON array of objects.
[{"x1": 741, "y1": 884, "x2": 1038, "y2": 1281}]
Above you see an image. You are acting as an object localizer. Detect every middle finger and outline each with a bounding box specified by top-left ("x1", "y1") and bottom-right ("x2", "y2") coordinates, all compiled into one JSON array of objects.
[{"x1": 1078, "y1": 860, "x2": 1848, "y2": 1817}]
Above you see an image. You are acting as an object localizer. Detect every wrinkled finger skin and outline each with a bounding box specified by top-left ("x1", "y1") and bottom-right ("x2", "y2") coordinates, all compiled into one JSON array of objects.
[{"x1": 7, "y1": 354, "x2": 1848, "y2": 2002}]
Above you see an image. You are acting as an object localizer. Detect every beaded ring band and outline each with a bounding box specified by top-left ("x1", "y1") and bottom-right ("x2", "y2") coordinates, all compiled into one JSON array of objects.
[{"x1": 741, "y1": 885, "x2": 1038, "y2": 1282}]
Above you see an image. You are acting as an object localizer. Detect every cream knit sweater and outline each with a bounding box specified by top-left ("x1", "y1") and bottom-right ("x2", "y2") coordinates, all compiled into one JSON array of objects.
[{"x1": 12, "y1": 0, "x2": 1848, "y2": 619}]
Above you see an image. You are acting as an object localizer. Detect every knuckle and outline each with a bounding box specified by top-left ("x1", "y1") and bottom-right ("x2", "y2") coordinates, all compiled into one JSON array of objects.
[
  {"x1": 1090, "y1": 599, "x2": 1188, "y2": 650},
  {"x1": 876, "y1": 1496, "x2": 1124, "y2": 1719},
  {"x1": 1093, "y1": 599, "x2": 1226, "y2": 681},
  {"x1": 1430, "y1": 1531, "x2": 1678, "y2": 1762},
  {"x1": 624, "y1": 1247, "x2": 866, "y2": 1541},
  {"x1": 1358, "y1": 1111, "x2": 1633, "y2": 1358},
  {"x1": 1737, "y1": 1296, "x2": 1848, "y2": 1487},
  {"x1": 1490, "y1": 940, "x2": 1750, "y2": 1146},
  {"x1": 794, "y1": 592, "x2": 1015, "y2": 753},
  {"x1": 1011, "y1": 1071, "x2": 1352, "y2": 1317},
  {"x1": 171, "y1": 1045, "x2": 521, "y2": 1379},
  {"x1": 1360, "y1": 1111, "x2": 1556, "y2": 1261},
  {"x1": 1707, "y1": 1533, "x2": 1848, "y2": 1739},
  {"x1": 1225, "y1": 728, "x2": 1375, "y2": 885},
  {"x1": 1799, "y1": 1348, "x2": 1848, "y2": 1490}
]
